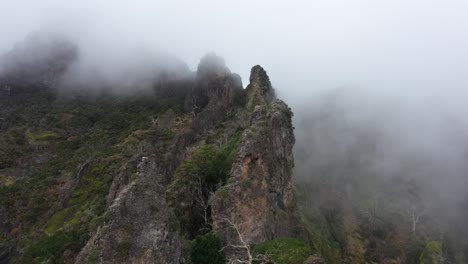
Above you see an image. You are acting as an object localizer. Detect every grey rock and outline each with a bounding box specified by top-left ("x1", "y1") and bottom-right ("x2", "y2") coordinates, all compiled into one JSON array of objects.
[
  {"x1": 75, "y1": 157, "x2": 187, "y2": 264},
  {"x1": 211, "y1": 66, "x2": 296, "y2": 259}
]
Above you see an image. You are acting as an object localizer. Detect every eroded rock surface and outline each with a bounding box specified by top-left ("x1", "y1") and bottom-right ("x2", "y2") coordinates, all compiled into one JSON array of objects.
[
  {"x1": 75, "y1": 157, "x2": 188, "y2": 264},
  {"x1": 211, "y1": 65, "x2": 296, "y2": 258}
]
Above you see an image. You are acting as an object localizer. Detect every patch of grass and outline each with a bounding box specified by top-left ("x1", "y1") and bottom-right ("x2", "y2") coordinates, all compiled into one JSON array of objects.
[
  {"x1": 0, "y1": 175, "x2": 15, "y2": 186},
  {"x1": 46, "y1": 161, "x2": 113, "y2": 235},
  {"x1": 26, "y1": 130, "x2": 62, "y2": 144},
  {"x1": 47, "y1": 208, "x2": 69, "y2": 234},
  {"x1": 34, "y1": 131, "x2": 62, "y2": 141},
  {"x1": 254, "y1": 238, "x2": 310, "y2": 264}
]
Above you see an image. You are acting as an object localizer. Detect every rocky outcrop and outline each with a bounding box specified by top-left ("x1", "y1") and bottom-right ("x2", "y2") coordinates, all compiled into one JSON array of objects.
[
  {"x1": 211, "y1": 66, "x2": 296, "y2": 258},
  {"x1": 75, "y1": 156, "x2": 188, "y2": 264},
  {"x1": 245, "y1": 65, "x2": 276, "y2": 110},
  {"x1": 74, "y1": 59, "x2": 248, "y2": 264},
  {"x1": 0, "y1": 48, "x2": 297, "y2": 262},
  {"x1": 188, "y1": 54, "x2": 244, "y2": 134}
]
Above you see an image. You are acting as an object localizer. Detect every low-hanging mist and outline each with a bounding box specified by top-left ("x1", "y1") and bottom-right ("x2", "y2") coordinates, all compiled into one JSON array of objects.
[
  {"x1": 293, "y1": 87, "x2": 468, "y2": 262},
  {"x1": 1, "y1": 0, "x2": 468, "y2": 263}
]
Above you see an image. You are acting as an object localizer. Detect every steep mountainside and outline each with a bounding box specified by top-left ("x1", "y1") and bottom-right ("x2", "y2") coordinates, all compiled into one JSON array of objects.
[
  {"x1": 211, "y1": 66, "x2": 297, "y2": 258},
  {"x1": 0, "y1": 37, "x2": 307, "y2": 264}
]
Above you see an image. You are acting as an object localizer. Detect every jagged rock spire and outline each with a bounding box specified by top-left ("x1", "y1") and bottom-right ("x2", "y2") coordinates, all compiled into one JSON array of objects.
[
  {"x1": 246, "y1": 65, "x2": 276, "y2": 110},
  {"x1": 211, "y1": 66, "x2": 296, "y2": 261}
]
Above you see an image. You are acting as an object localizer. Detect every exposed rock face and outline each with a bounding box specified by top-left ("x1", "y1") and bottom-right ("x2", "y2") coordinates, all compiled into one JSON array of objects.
[
  {"x1": 245, "y1": 65, "x2": 276, "y2": 110},
  {"x1": 0, "y1": 44, "x2": 296, "y2": 262},
  {"x1": 189, "y1": 72, "x2": 243, "y2": 134},
  {"x1": 211, "y1": 65, "x2": 296, "y2": 258},
  {"x1": 75, "y1": 156, "x2": 188, "y2": 264},
  {"x1": 74, "y1": 60, "x2": 247, "y2": 264},
  {"x1": 188, "y1": 55, "x2": 244, "y2": 134}
]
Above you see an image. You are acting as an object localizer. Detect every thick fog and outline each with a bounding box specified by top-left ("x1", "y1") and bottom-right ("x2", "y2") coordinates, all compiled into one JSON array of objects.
[
  {"x1": 1, "y1": 0, "x2": 468, "y2": 227},
  {"x1": 1, "y1": 0, "x2": 467, "y2": 98}
]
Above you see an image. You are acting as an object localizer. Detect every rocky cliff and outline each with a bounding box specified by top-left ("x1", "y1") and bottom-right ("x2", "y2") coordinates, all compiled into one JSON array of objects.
[
  {"x1": 72, "y1": 55, "x2": 248, "y2": 264},
  {"x1": 0, "y1": 36, "x2": 300, "y2": 263},
  {"x1": 75, "y1": 156, "x2": 187, "y2": 264},
  {"x1": 211, "y1": 65, "x2": 297, "y2": 260},
  {"x1": 73, "y1": 64, "x2": 297, "y2": 264}
]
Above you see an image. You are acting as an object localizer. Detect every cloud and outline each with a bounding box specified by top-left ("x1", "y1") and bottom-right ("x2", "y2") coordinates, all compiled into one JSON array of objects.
[
  {"x1": 1, "y1": 0, "x2": 468, "y2": 240},
  {"x1": 1, "y1": 0, "x2": 466, "y2": 98}
]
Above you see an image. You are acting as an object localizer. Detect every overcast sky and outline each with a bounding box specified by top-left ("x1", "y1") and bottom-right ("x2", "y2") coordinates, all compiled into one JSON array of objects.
[{"x1": 1, "y1": 0, "x2": 468, "y2": 105}]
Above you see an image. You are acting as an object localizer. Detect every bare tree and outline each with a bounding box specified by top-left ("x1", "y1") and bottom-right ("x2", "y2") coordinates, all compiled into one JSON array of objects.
[
  {"x1": 222, "y1": 218, "x2": 275, "y2": 264},
  {"x1": 190, "y1": 176, "x2": 224, "y2": 232},
  {"x1": 191, "y1": 175, "x2": 212, "y2": 229},
  {"x1": 407, "y1": 206, "x2": 425, "y2": 235}
]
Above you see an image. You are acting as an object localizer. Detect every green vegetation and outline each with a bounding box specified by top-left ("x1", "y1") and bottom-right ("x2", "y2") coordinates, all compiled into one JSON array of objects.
[
  {"x1": 14, "y1": 230, "x2": 87, "y2": 264},
  {"x1": 214, "y1": 185, "x2": 229, "y2": 199},
  {"x1": 159, "y1": 128, "x2": 176, "y2": 139},
  {"x1": 233, "y1": 89, "x2": 248, "y2": 107},
  {"x1": 254, "y1": 238, "x2": 310, "y2": 264},
  {"x1": 166, "y1": 130, "x2": 242, "y2": 238},
  {"x1": 0, "y1": 175, "x2": 15, "y2": 186},
  {"x1": 0, "y1": 92, "x2": 185, "y2": 263},
  {"x1": 25, "y1": 129, "x2": 62, "y2": 144},
  {"x1": 46, "y1": 161, "x2": 113, "y2": 234},
  {"x1": 0, "y1": 128, "x2": 27, "y2": 169},
  {"x1": 295, "y1": 184, "x2": 347, "y2": 264},
  {"x1": 173, "y1": 144, "x2": 219, "y2": 185},
  {"x1": 177, "y1": 130, "x2": 241, "y2": 185},
  {"x1": 11, "y1": 157, "x2": 114, "y2": 263},
  {"x1": 191, "y1": 233, "x2": 225, "y2": 264},
  {"x1": 425, "y1": 241, "x2": 442, "y2": 255},
  {"x1": 419, "y1": 241, "x2": 443, "y2": 264}
]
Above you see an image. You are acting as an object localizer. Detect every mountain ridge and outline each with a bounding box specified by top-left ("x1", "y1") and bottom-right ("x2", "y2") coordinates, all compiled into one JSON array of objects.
[{"x1": 0, "y1": 37, "x2": 302, "y2": 264}]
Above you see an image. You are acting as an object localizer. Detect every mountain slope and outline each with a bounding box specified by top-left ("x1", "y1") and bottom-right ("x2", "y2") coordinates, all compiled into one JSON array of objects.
[{"x1": 0, "y1": 37, "x2": 302, "y2": 264}]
